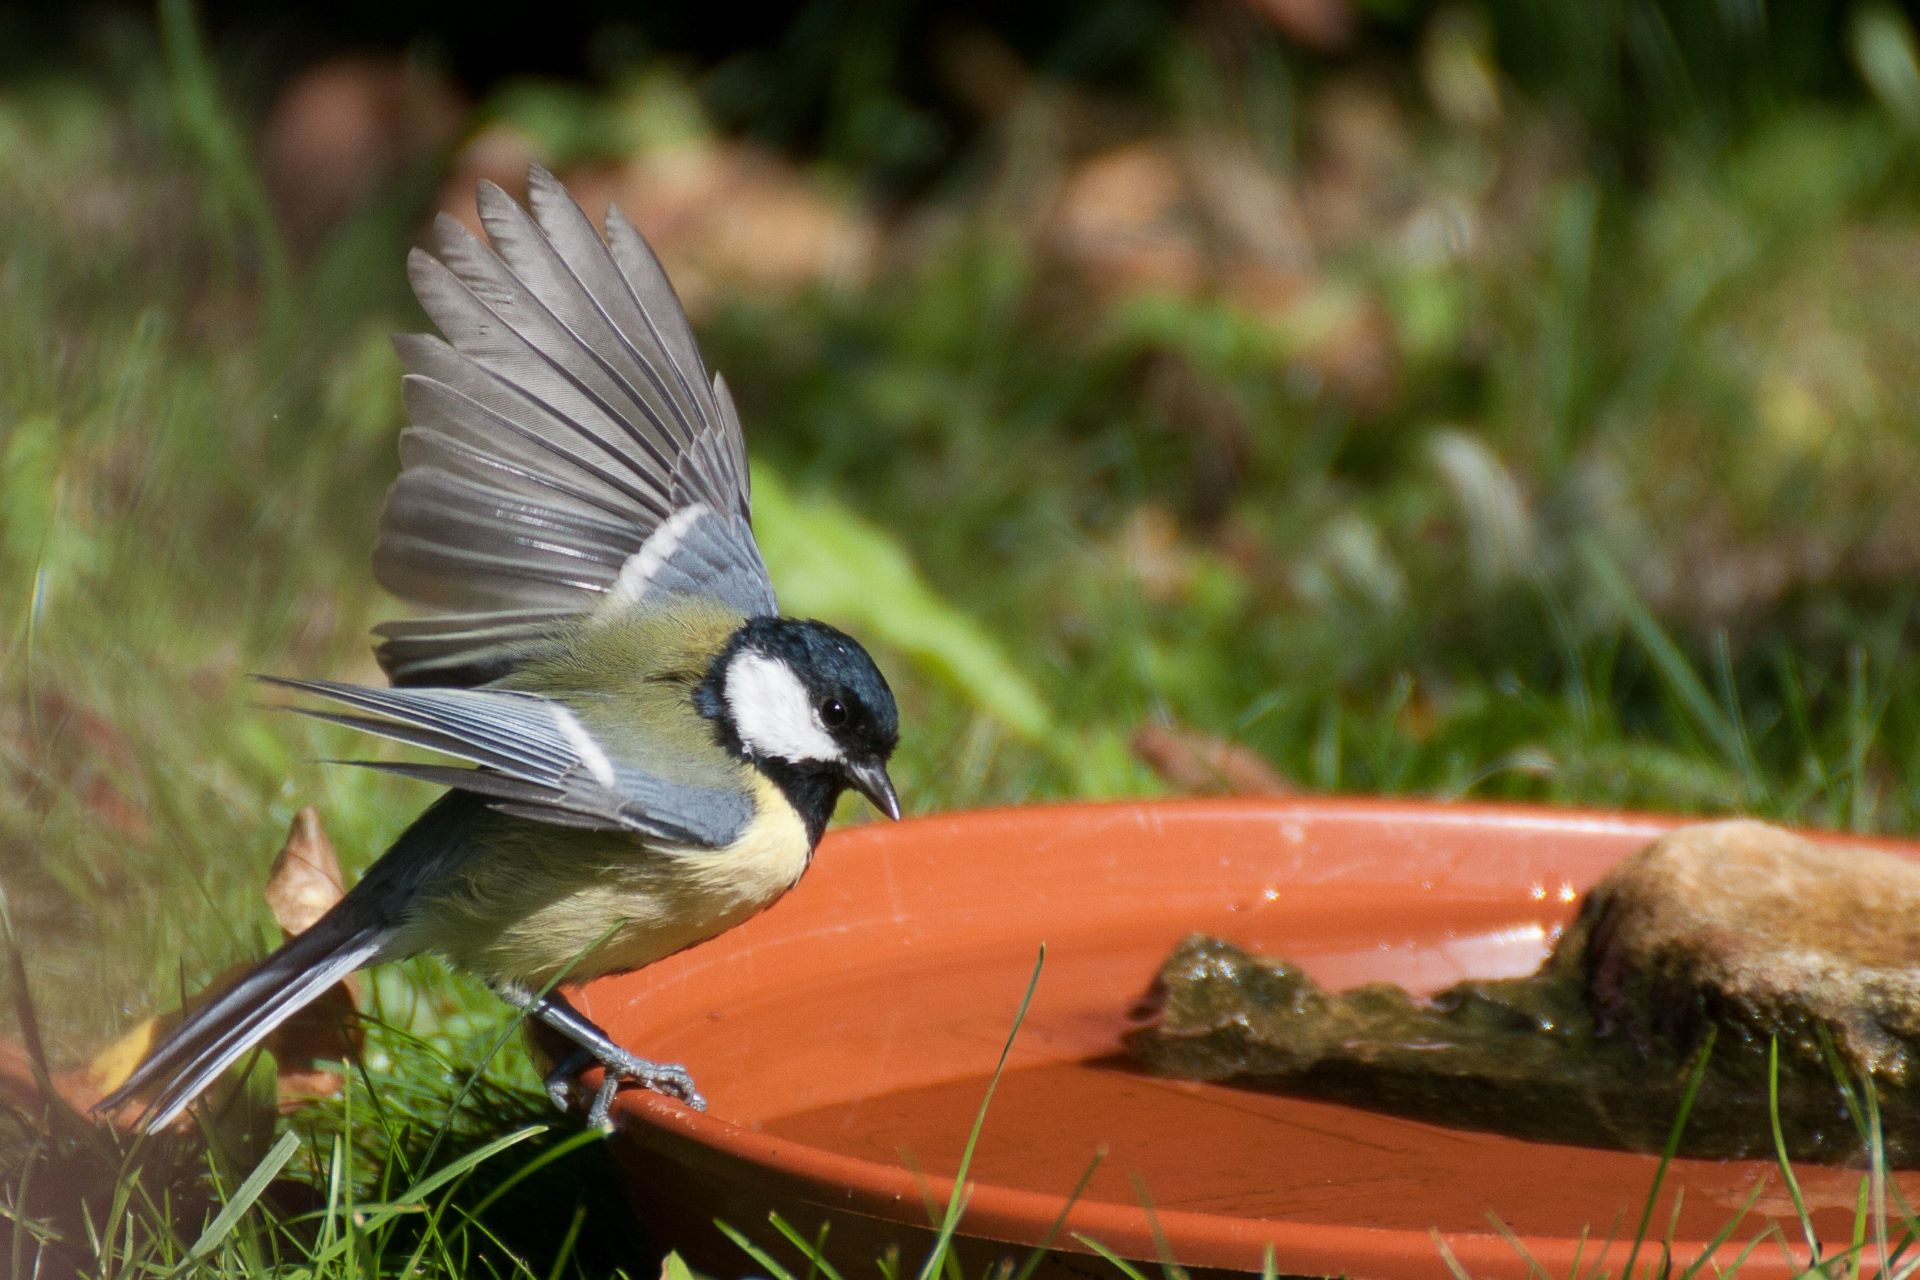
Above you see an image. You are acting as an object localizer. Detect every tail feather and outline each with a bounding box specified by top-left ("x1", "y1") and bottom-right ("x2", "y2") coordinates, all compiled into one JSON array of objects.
[
  {"x1": 97, "y1": 918, "x2": 390, "y2": 1133},
  {"x1": 100, "y1": 791, "x2": 482, "y2": 1134}
]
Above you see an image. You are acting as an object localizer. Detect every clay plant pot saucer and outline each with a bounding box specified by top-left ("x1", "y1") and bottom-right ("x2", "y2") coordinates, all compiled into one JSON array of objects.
[{"x1": 579, "y1": 798, "x2": 1917, "y2": 1279}]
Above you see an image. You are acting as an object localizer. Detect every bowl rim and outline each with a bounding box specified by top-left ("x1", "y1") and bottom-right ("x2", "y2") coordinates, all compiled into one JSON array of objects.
[{"x1": 603, "y1": 794, "x2": 1909, "y2": 1279}]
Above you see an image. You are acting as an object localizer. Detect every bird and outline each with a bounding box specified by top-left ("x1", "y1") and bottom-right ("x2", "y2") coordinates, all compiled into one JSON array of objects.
[{"x1": 97, "y1": 166, "x2": 902, "y2": 1134}]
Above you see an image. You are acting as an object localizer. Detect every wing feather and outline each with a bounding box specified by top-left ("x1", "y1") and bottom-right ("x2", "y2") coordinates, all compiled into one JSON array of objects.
[
  {"x1": 602, "y1": 202, "x2": 719, "y2": 436},
  {"x1": 372, "y1": 609, "x2": 572, "y2": 687},
  {"x1": 476, "y1": 181, "x2": 703, "y2": 457},
  {"x1": 372, "y1": 170, "x2": 774, "y2": 685},
  {"x1": 267, "y1": 678, "x2": 752, "y2": 847}
]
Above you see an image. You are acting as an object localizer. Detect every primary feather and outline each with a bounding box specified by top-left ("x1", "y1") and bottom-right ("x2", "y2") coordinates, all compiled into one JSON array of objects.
[{"x1": 375, "y1": 166, "x2": 773, "y2": 686}]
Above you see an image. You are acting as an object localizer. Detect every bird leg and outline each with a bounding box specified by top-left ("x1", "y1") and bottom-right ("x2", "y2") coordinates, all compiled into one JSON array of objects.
[{"x1": 496, "y1": 985, "x2": 707, "y2": 1128}]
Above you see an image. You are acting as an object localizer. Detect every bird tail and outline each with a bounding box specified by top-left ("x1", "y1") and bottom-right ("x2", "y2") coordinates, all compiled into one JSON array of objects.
[{"x1": 95, "y1": 913, "x2": 391, "y2": 1134}]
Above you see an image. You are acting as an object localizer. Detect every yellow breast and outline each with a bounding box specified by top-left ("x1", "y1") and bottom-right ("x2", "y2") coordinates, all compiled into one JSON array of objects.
[{"x1": 407, "y1": 774, "x2": 813, "y2": 989}]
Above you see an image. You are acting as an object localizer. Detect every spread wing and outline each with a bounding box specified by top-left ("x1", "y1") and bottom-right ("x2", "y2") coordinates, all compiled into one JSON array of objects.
[
  {"x1": 264, "y1": 677, "x2": 754, "y2": 848},
  {"x1": 373, "y1": 165, "x2": 777, "y2": 688}
]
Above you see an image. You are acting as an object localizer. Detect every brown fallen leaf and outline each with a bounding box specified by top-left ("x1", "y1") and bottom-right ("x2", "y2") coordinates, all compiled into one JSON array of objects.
[
  {"x1": 262, "y1": 55, "x2": 467, "y2": 251},
  {"x1": 1113, "y1": 505, "x2": 1202, "y2": 603},
  {"x1": 584, "y1": 142, "x2": 877, "y2": 319},
  {"x1": 441, "y1": 138, "x2": 877, "y2": 322},
  {"x1": 267, "y1": 807, "x2": 348, "y2": 937},
  {"x1": 0, "y1": 1003, "x2": 174, "y2": 1125},
  {"x1": 1132, "y1": 722, "x2": 1294, "y2": 796},
  {"x1": 1049, "y1": 141, "x2": 1205, "y2": 303},
  {"x1": 1300, "y1": 77, "x2": 1415, "y2": 249},
  {"x1": 0, "y1": 1036, "x2": 64, "y2": 1111},
  {"x1": 1281, "y1": 290, "x2": 1401, "y2": 417},
  {"x1": 1047, "y1": 135, "x2": 1400, "y2": 413},
  {"x1": 73, "y1": 808, "x2": 363, "y2": 1129},
  {"x1": 77, "y1": 1016, "x2": 159, "y2": 1106},
  {"x1": 262, "y1": 808, "x2": 362, "y2": 1109}
]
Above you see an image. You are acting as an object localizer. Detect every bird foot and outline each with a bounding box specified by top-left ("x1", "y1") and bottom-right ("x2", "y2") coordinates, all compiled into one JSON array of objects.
[{"x1": 542, "y1": 1047, "x2": 707, "y2": 1129}]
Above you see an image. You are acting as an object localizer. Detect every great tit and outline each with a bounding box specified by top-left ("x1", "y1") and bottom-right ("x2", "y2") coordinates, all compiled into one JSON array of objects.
[{"x1": 98, "y1": 167, "x2": 901, "y2": 1133}]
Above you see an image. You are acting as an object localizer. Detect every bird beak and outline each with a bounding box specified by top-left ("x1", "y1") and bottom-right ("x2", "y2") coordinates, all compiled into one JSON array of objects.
[{"x1": 847, "y1": 759, "x2": 901, "y2": 821}]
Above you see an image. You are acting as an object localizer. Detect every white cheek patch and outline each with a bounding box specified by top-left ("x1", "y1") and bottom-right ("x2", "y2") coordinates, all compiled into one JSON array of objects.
[{"x1": 726, "y1": 652, "x2": 840, "y2": 763}]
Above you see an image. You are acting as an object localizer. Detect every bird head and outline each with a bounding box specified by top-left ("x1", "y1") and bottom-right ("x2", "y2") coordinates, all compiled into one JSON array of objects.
[{"x1": 700, "y1": 617, "x2": 901, "y2": 824}]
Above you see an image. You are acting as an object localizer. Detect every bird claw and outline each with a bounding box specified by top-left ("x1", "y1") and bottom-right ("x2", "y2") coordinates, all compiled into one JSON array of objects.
[
  {"x1": 542, "y1": 1048, "x2": 707, "y2": 1129},
  {"x1": 543, "y1": 1050, "x2": 592, "y2": 1112}
]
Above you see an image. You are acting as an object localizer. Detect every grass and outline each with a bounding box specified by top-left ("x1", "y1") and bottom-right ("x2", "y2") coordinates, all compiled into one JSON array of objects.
[{"x1": 6, "y1": 0, "x2": 1920, "y2": 1275}]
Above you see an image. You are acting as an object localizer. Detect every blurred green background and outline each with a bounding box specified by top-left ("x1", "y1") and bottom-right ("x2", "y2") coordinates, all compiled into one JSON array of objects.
[{"x1": 5, "y1": 0, "x2": 1920, "y2": 1272}]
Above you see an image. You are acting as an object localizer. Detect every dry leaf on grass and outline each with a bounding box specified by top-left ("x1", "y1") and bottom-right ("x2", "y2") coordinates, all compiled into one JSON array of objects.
[
  {"x1": 14, "y1": 807, "x2": 365, "y2": 1130},
  {"x1": 581, "y1": 144, "x2": 876, "y2": 318},
  {"x1": 263, "y1": 56, "x2": 467, "y2": 250},
  {"x1": 1050, "y1": 142, "x2": 1206, "y2": 302},
  {"x1": 1112, "y1": 505, "x2": 1206, "y2": 603},
  {"x1": 0, "y1": 997, "x2": 178, "y2": 1125},
  {"x1": 1133, "y1": 723, "x2": 1294, "y2": 796},
  {"x1": 438, "y1": 139, "x2": 877, "y2": 320},
  {"x1": 262, "y1": 808, "x2": 363, "y2": 1108},
  {"x1": 267, "y1": 808, "x2": 349, "y2": 936},
  {"x1": 1046, "y1": 134, "x2": 1400, "y2": 415}
]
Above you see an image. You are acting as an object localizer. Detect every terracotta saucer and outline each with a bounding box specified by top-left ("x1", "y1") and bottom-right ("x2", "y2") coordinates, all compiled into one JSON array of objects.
[{"x1": 579, "y1": 798, "x2": 1914, "y2": 1279}]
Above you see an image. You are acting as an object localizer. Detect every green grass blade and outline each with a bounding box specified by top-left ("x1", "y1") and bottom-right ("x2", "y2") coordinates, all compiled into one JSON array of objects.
[
  {"x1": 1429, "y1": 1228, "x2": 1472, "y2": 1280},
  {"x1": 716, "y1": 1219, "x2": 799, "y2": 1280},
  {"x1": 0, "y1": 888, "x2": 57, "y2": 1107},
  {"x1": 916, "y1": 945, "x2": 1047, "y2": 1280},
  {"x1": 1815, "y1": 1028, "x2": 1872, "y2": 1144},
  {"x1": 1851, "y1": 1177, "x2": 1872, "y2": 1280},
  {"x1": 358, "y1": 1125, "x2": 545, "y2": 1233},
  {"x1": 1677, "y1": 1176, "x2": 1765, "y2": 1280},
  {"x1": 1010, "y1": 1146, "x2": 1107, "y2": 1280},
  {"x1": 417, "y1": 920, "x2": 621, "y2": 1175},
  {"x1": 182, "y1": 1128, "x2": 301, "y2": 1264},
  {"x1": 154, "y1": 0, "x2": 292, "y2": 320},
  {"x1": 1581, "y1": 542, "x2": 1750, "y2": 783},
  {"x1": 459, "y1": 1127, "x2": 606, "y2": 1222},
  {"x1": 1623, "y1": 1025, "x2": 1715, "y2": 1280},
  {"x1": 1718, "y1": 1223, "x2": 1783, "y2": 1280},
  {"x1": 768, "y1": 1212, "x2": 847, "y2": 1280},
  {"x1": 1126, "y1": 1175, "x2": 1186, "y2": 1280},
  {"x1": 544, "y1": 1203, "x2": 588, "y2": 1280},
  {"x1": 1664, "y1": 1186, "x2": 1686, "y2": 1265},
  {"x1": 1068, "y1": 1234, "x2": 1155, "y2": 1280},
  {"x1": 1485, "y1": 1213, "x2": 1550, "y2": 1280},
  {"x1": 1870, "y1": 1074, "x2": 1891, "y2": 1279},
  {"x1": 1768, "y1": 1038, "x2": 1820, "y2": 1266}
]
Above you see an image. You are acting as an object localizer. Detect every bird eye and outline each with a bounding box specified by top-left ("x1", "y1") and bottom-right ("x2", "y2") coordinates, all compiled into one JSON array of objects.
[{"x1": 819, "y1": 697, "x2": 848, "y2": 728}]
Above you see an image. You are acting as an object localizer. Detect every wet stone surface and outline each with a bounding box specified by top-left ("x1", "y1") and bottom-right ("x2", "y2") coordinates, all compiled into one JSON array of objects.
[{"x1": 1126, "y1": 820, "x2": 1920, "y2": 1165}]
